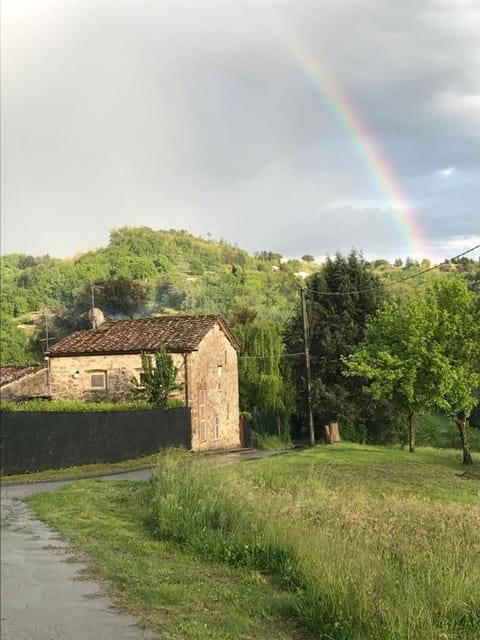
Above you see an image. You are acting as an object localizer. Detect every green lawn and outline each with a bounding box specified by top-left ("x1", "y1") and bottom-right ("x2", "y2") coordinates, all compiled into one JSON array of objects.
[{"x1": 28, "y1": 444, "x2": 480, "y2": 640}]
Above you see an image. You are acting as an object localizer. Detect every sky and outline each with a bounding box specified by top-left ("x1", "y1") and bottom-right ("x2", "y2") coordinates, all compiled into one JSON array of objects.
[{"x1": 1, "y1": 0, "x2": 479, "y2": 264}]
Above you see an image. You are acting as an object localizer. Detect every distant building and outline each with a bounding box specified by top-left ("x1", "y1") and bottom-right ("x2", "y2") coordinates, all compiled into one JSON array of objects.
[{"x1": 0, "y1": 365, "x2": 49, "y2": 401}]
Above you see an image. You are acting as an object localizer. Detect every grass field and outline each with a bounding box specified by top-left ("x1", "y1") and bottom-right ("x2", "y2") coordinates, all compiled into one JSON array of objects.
[{"x1": 29, "y1": 444, "x2": 480, "y2": 639}]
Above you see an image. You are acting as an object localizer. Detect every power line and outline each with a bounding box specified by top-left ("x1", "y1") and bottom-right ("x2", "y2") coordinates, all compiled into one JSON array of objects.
[
  {"x1": 305, "y1": 243, "x2": 480, "y2": 297},
  {"x1": 239, "y1": 352, "x2": 303, "y2": 359}
]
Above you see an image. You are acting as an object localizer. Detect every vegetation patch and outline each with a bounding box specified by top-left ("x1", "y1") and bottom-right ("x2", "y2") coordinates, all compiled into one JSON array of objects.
[
  {"x1": 0, "y1": 398, "x2": 184, "y2": 412},
  {"x1": 28, "y1": 480, "x2": 301, "y2": 640},
  {"x1": 29, "y1": 445, "x2": 480, "y2": 639}
]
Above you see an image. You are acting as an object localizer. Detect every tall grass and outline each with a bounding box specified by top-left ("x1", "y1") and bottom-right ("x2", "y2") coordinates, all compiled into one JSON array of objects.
[{"x1": 147, "y1": 450, "x2": 480, "y2": 640}]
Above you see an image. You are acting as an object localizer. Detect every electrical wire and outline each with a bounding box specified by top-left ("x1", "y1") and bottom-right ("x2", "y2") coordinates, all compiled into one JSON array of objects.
[
  {"x1": 239, "y1": 352, "x2": 303, "y2": 359},
  {"x1": 304, "y1": 243, "x2": 480, "y2": 297}
]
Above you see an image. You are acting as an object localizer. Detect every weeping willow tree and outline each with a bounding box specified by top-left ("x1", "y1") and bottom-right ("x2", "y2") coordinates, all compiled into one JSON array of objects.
[{"x1": 235, "y1": 320, "x2": 295, "y2": 440}]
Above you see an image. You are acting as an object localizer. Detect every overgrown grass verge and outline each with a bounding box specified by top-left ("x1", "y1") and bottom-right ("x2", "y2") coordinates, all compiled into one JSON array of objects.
[
  {"x1": 250, "y1": 432, "x2": 294, "y2": 451},
  {"x1": 146, "y1": 447, "x2": 480, "y2": 639},
  {"x1": 28, "y1": 480, "x2": 301, "y2": 640},
  {"x1": 0, "y1": 453, "x2": 159, "y2": 485}
]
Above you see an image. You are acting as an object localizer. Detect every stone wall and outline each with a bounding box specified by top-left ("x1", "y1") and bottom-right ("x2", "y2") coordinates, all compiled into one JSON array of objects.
[
  {"x1": 1, "y1": 369, "x2": 49, "y2": 401},
  {"x1": 48, "y1": 353, "x2": 186, "y2": 403},
  {"x1": 188, "y1": 324, "x2": 240, "y2": 452}
]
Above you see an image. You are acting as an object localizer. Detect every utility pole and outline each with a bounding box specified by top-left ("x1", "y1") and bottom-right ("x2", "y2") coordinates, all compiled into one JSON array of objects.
[{"x1": 300, "y1": 286, "x2": 315, "y2": 446}]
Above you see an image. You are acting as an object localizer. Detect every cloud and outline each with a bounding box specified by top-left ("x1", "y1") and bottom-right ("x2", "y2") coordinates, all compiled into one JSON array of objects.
[
  {"x1": 1, "y1": 0, "x2": 479, "y2": 261},
  {"x1": 437, "y1": 167, "x2": 455, "y2": 177}
]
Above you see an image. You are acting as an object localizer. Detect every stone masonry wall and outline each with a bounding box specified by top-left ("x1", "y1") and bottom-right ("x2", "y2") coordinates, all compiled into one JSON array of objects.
[
  {"x1": 188, "y1": 324, "x2": 240, "y2": 452},
  {"x1": 49, "y1": 353, "x2": 186, "y2": 403}
]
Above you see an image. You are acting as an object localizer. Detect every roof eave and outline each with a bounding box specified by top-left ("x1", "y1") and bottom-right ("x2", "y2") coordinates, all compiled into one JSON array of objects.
[{"x1": 48, "y1": 347, "x2": 198, "y2": 358}]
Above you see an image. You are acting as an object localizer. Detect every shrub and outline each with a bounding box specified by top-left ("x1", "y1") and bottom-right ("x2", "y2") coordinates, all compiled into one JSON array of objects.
[{"x1": 0, "y1": 398, "x2": 184, "y2": 412}]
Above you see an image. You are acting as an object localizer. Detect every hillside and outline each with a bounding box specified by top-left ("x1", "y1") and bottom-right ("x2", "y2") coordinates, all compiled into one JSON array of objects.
[{"x1": 1, "y1": 225, "x2": 479, "y2": 366}]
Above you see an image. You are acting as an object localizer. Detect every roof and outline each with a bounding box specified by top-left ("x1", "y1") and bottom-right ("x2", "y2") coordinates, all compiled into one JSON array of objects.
[
  {"x1": 48, "y1": 315, "x2": 240, "y2": 356},
  {"x1": 0, "y1": 365, "x2": 47, "y2": 386}
]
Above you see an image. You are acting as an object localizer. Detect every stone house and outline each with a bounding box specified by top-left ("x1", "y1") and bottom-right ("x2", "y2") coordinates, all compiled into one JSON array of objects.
[
  {"x1": 0, "y1": 365, "x2": 49, "y2": 401},
  {"x1": 47, "y1": 315, "x2": 241, "y2": 452}
]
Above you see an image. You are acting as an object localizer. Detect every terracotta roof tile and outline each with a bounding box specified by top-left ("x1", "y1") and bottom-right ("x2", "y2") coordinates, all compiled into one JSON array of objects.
[
  {"x1": 48, "y1": 315, "x2": 240, "y2": 356},
  {"x1": 0, "y1": 365, "x2": 47, "y2": 386}
]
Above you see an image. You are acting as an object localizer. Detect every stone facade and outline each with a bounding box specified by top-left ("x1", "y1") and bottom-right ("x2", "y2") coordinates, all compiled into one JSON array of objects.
[
  {"x1": 48, "y1": 353, "x2": 185, "y2": 404},
  {"x1": 187, "y1": 323, "x2": 240, "y2": 452}
]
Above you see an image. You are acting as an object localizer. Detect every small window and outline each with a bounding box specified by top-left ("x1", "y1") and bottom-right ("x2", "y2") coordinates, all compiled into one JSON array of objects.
[
  {"x1": 214, "y1": 415, "x2": 220, "y2": 439},
  {"x1": 217, "y1": 365, "x2": 222, "y2": 389},
  {"x1": 90, "y1": 371, "x2": 107, "y2": 390}
]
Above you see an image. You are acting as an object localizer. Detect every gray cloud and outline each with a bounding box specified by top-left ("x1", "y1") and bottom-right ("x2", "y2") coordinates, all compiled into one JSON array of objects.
[{"x1": 1, "y1": 0, "x2": 479, "y2": 262}]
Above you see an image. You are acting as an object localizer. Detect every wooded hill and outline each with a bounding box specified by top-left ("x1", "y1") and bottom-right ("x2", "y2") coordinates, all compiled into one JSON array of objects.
[{"x1": 1, "y1": 225, "x2": 479, "y2": 367}]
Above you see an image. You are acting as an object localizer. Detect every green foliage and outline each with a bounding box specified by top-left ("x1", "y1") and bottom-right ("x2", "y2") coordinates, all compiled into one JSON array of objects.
[
  {"x1": 132, "y1": 350, "x2": 184, "y2": 409},
  {"x1": 416, "y1": 412, "x2": 480, "y2": 450},
  {"x1": 250, "y1": 432, "x2": 293, "y2": 450},
  {"x1": 0, "y1": 399, "x2": 154, "y2": 412},
  {"x1": 144, "y1": 447, "x2": 480, "y2": 639},
  {"x1": 235, "y1": 320, "x2": 295, "y2": 440},
  {"x1": 92, "y1": 276, "x2": 150, "y2": 318},
  {"x1": 285, "y1": 251, "x2": 388, "y2": 440},
  {"x1": 0, "y1": 319, "x2": 38, "y2": 365},
  {"x1": 344, "y1": 277, "x2": 480, "y2": 460},
  {"x1": 147, "y1": 450, "x2": 300, "y2": 588},
  {"x1": 28, "y1": 480, "x2": 299, "y2": 640},
  {"x1": 424, "y1": 278, "x2": 480, "y2": 419}
]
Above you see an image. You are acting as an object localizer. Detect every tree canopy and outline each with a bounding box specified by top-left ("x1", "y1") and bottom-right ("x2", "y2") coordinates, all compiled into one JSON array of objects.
[
  {"x1": 344, "y1": 277, "x2": 480, "y2": 462},
  {"x1": 284, "y1": 251, "x2": 387, "y2": 440}
]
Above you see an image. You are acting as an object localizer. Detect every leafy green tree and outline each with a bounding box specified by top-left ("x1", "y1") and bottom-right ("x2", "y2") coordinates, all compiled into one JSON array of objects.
[
  {"x1": 132, "y1": 350, "x2": 184, "y2": 409},
  {"x1": 301, "y1": 254, "x2": 315, "y2": 263},
  {"x1": 344, "y1": 277, "x2": 480, "y2": 462},
  {"x1": 285, "y1": 252, "x2": 387, "y2": 440},
  {"x1": 235, "y1": 320, "x2": 295, "y2": 440},
  {"x1": 425, "y1": 278, "x2": 480, "y2": 464},
  {"x1": 343, "y1": 296, "x2": 440, "y2": 452}
]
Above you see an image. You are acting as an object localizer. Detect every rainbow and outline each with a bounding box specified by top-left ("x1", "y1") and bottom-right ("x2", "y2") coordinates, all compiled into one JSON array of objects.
[{"x1": 257, "y1": 9, "x2": 430, "y2": 259}]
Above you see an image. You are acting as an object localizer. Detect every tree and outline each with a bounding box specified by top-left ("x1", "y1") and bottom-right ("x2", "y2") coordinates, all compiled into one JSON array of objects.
[
  {"x1": 71, "y1": 277, "x2": 150, "y2": 319},
  {"x1": 344, "y1": 277, "x2": 480, "y2": 462},
  {"x1": 132, "y1": 350, "x2": 184, "y2": 409},
  {"x1": 343, "y1": 296, "x2": 440, "y2": 452},
  {"x1": 235, "y1": 320, "x2": 295, "y2": 440},
  {"x1": 301, "y1": 254, "x2": 315, "y2": 263},
  {"x1": 425, "y1": 278, "x2": 480, "y2": 464},
  {"x1": 284, "y1": 251, "x2": 387, "y2": 440}
]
